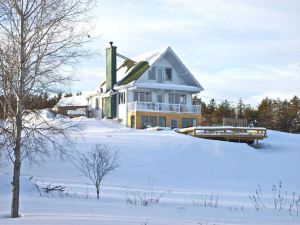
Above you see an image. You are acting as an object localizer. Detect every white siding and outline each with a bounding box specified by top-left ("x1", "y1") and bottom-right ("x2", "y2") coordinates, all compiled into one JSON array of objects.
[
  {"x1": 88, "y1": 95, "x2": 102, "y2": 118},
  {"x1": 136, "y1": 55, "x2": 186, "y2": 86}
]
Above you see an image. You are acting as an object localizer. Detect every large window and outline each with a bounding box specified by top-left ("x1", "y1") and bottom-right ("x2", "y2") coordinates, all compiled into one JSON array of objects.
[
  {"x1": 141, "y1": 115, "x2": 157, "y2": 128},
  {"x1": 169, "y1": 93, "x2": 180, "y2": 104},
  {"x1": 134, "y1": 92, "x2": 152, "y2": 102},
  {"x1": 182, "y1": 118, "x2": 197, "y2": 128}
]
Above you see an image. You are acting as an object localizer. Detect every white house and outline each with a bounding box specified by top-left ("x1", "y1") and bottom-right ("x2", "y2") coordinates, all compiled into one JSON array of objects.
[{"x1": 86, "y1": 42, "x2": 204, "y2": 129}]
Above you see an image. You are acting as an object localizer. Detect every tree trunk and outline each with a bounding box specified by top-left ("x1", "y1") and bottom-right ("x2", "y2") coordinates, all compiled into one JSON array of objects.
[
  {"x1": 11, "y1": 147, "x2": 21, "y2": 218},
  {"x1": 96, "y1": 186, "x2": 100, "y2": 199},
  {"x1": 11, "y1": 108, "x2": 22, "y2": 218},
  {"x1": 11, "y1": 6, "x2": 25, "y2": 217}
]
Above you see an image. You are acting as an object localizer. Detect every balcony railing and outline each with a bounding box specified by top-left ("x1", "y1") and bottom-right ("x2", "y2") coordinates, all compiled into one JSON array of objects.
[{"x1": 128, "y1": 101, "x2": 201, "y2": 114}]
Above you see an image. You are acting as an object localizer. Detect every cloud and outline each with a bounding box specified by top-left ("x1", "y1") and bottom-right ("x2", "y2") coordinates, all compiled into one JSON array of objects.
[
  {"x1": 197, "y1": 64, "x2": 300, "y2": 106},
  {"x1": 69, "y1": 0, "x2": 300, "y2": 107}
]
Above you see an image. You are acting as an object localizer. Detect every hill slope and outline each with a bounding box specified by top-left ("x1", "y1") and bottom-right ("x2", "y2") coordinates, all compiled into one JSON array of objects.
[{"x1": 0, "y1": 118, "x2": 299, "y2": 225}]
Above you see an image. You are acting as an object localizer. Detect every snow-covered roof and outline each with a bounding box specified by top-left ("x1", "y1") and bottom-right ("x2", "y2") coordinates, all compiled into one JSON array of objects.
[
  {"x1": 116, "y1": 47, "x2": 167, "y2": 82},
  {"x1": 57, "y1": 95, "x2": 88, "y2": 107},
  {"x1": 115, "y1": 47, "x2": 204, "y2": 91}
]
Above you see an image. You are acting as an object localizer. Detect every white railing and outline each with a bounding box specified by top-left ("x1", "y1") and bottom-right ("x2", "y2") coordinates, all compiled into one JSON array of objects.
[{"x1": 128, "y1": 102, "x2": 201, "y2": 114}]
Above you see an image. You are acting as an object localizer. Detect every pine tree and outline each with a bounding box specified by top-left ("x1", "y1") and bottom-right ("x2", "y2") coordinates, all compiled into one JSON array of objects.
[
  {"x1": 206, "y1": 98, "x2": 217, "y2": 125},
  {"x1": 236, "y1": 98, "x2": 245, "y2": 119},
  {"x1": 215, "y1": 99, "x2": 235, "y2": 124},
  {"x1": 257, "y1": 98, "x2": 275, "y2": 129},
  {"x1": 289, "y1": 96, "x2": 300, "y2": 132}
]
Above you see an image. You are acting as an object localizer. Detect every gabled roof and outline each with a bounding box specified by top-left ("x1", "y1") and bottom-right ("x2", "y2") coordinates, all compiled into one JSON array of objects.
[{"x1": 115, "y1": 47, "x2": 204, "y2": 91}]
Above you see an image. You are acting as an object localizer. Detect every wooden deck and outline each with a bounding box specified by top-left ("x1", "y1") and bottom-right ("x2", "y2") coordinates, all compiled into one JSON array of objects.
[{"x1": 177, "y1": 126, "x2": 267, "y2": 143}]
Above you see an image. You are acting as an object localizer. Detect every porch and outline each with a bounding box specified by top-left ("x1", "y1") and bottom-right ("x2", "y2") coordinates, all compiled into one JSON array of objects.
[{"x1": 127, "y1": 101, "x2": 201, "y2": 114}]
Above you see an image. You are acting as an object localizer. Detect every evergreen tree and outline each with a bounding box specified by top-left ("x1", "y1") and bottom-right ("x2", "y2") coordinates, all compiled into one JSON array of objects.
[
  {"x1": 274, "y1": 99, "x2": 290, "y2": 132},
  {"x1": 206, "y1": 98, "x2": 217, "y2": 125},
  {"x1": 215, "y1": 99, "x2": 235, "y2": 124},
  {"x1": 64, "y1": 92, "x2": 73, "y2": 97},
  {"x1": 244, "y1": 104, "x2": 258, "y2": 126},
  {"x1": 289, "y1": 96, "x2": 300, "y2": 132},
  {"x1": 236, "y1": 98, "x2": 245, "y2": 119},
  {"x1": 257, "y1": 97, "x2": 275, "y2": 129}
]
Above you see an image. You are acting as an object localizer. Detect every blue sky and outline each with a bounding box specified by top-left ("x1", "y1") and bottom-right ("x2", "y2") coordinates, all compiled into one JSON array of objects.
[{"x1": 72, "y1": 0, "x2": 300, "y2": 106}]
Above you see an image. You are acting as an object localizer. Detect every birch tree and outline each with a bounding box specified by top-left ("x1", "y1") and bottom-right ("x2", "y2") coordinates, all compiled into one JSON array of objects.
[{"x1": 0, "y1": 0, "x2": 93, "y2": 217}]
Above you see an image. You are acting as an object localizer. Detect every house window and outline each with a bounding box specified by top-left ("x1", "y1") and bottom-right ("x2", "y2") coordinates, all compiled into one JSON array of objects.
[
  {"x1": 169, "y1": 93, "x2": 180, "y2": 104},
  {"x1": 141, "y1": 116, "x2": 148, "y2": 128},
  {"x1": 146, "y1": 93, "x2": 151, "y2": 102},
  {"x1": 149, "y1": 116, "x2": 157, "y2": 127},
  {"x1": 159, "y1": 116, "x2": 166, "y2": 127},
  {"x1": 118, "y1": 92, "x2": 125, "y2": 104},
  {"x1": 180, "y1": 95, "x2": 186, "y2": 104},
  {"x1": 170, "y1": 119, "x2": 178, "y2": 129},
  {"x1": 141, "y1": 115, "x2": 158, "y2": 128},
  {"x1": 182, "y1": 118, "x2": 197, "y2": 128},
  {"x1": 140, "y1": 92, "x2": 145, "y2": 102},
  {"x1": 148, "y1": 67, "x2": 156, "y2": 80},
  {"x1": 134, "y1": 92, "x2": 152, "y2": 102},
  {"x1": 165, "y1": 68, "x2": 172, "y2": 81},
  {"x1": 157, "y1": 68, "x2": 164, "y2": 83},
  {"x1": 169, "y1": 94, "x2": 174, "y2": 104},
  {"x1": 134, "y1": 92, "x2": 139, "y2": 101}
]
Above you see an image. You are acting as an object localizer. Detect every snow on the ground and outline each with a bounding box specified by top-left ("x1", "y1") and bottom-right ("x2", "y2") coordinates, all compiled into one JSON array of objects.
[{"x1": 0, "y1": 117, "x2": 299, "y2": 225}]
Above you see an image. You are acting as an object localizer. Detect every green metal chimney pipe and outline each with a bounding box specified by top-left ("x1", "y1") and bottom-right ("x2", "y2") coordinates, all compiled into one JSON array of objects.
[{"x1": 104, "y1": 42, "x2": 117, "y2": 118}]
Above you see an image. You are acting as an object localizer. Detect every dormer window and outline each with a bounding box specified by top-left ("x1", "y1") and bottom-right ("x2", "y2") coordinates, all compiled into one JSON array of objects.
[{"x1": 165, "y1": 68, "x2": 172, "y2": 81}]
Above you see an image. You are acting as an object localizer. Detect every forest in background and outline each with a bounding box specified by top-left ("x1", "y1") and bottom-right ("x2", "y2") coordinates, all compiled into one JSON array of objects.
[
  {"x1": 193, "y1": 95, "x2": 300, "y2": 133},
  {"x1": 1, "y1": 93, "x2": 299, "y2": 133}
]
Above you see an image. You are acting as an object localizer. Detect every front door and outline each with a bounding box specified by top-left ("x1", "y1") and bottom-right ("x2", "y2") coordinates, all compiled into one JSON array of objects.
[{"x1": 130, "y1": 115, "x2": 135, "y2": 128}]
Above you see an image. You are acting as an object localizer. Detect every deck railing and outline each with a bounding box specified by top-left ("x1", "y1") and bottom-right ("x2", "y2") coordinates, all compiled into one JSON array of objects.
[
  {"x1": 128, "y1": 101, "x2": 200, "y2": 114},
  {"x1": 177, "y1": 126, "x2": 267, "y2": 143}
]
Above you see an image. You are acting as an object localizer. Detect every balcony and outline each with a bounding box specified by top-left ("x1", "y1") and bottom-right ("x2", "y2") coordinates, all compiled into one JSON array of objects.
[{"x1": 128, "y1": 101, "x2": 201, "y2": 114}]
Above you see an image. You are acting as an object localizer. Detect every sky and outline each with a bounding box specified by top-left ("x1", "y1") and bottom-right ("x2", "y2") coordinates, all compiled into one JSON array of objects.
[{"x1": 72, "y1": 0, "x2": 300, "y2": 106}]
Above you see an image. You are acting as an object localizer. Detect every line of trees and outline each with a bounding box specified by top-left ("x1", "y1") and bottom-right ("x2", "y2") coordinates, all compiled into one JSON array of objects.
[
  {"x1": 193, "y1": 96, "x2": 300, "y2": 133},
  {"x1": 0, "y1": 91, "x2": 84, "y2": 119},
  {"x1": 0, "y1": 93, "x2": 62, "y2": 119}
]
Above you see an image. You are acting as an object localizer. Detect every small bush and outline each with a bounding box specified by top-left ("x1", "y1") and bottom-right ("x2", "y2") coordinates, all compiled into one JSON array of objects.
[
  {"x1": 123, "y1": 181, "x2": 170, "y2": 206},
  {"x1": 191, "y1": 193, "x2": 220, "y2": 208}
]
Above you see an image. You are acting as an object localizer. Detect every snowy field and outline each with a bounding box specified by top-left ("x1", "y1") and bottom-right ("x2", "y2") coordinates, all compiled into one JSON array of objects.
[{"x1": 0, "y1": 117, "x2": 300, "y2": 225}]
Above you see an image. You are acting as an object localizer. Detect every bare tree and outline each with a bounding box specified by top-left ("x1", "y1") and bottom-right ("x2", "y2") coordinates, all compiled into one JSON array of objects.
[
  {"x1": 77, "y1": 144, "x2": 119, "y2": 199},
  {"x1": 0, "y1": 0, "x2": 93, "y2": 217}
]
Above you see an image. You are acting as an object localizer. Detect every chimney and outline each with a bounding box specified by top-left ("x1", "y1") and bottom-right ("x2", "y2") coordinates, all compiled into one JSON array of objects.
[
  {"x1": 106, "y1": 41, "x2": 117, "y2": 91},
  {"x1": 104, "y1": 42, "x2": 117, "y2": 118}
]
